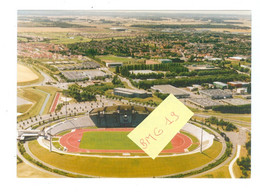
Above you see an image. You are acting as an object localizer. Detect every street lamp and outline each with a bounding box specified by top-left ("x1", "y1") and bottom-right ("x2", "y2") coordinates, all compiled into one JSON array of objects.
[{"x1": 200, "y1": 125, "x2": 203, "y2": 153}]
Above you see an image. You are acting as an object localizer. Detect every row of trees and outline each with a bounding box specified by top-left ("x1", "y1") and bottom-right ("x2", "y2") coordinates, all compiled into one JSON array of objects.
[
  {"x1": 137, "y1": 73, "x2": 249, "y2": 89},
  {"x1": 64, "y1": 84, "x2": 96, "y2": 102},
  {"x1": 205, "y1": 116, "x2": 237, "y2": 131},
  {"x1": 131, "y1": 24, "x2": 250, "y2": 29},
  {"x1": 237, "y1": 134, "x2": 251, "y2": 178},
  {"x1": 212, "y1": 104, "x2": 251, "y2": 114}
]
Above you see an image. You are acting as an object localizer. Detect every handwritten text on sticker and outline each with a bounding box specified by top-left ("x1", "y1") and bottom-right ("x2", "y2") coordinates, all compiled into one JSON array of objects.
[{"x1": 127, "y1": 94, "x2": 194, "y2": 159}]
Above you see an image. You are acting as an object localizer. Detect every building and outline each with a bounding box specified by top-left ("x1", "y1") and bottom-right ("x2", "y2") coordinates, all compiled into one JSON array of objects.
[
  {"x1": 187, "y1": 86, "x2": 198, "y2": 92},
  {"x1": 110, "y1": 27, "x2": 127, "y2": 31},
  {"x1": 227, "y1": 81, "x2": 250, "y2": 88},
  {"x1": 113, "y1": 88, "x2": 152, "y2": 98},
  {"x1": 151, "y1": 84, "x2": 190, "y2": 98},
  {"x1": 236, "y1": 88, "x2": 247, "y2": 94},
  {"x1": 106, "y1": 62, "x2": 123, "y2": 68},
  {"x1": 187, "y1": 64, "x2": 219, "y2": 71},
  {"x1": 228, "y1": 56, "x2": 247, "y2": 61},
  {"x1": 89, "y1": 105, "x2": 152, "y2": 128},
  {"x1": 187, "y1": 98, "x2": 223, "y2": 109},
  {"x1": 213, "y1": 81, "x2": 228, "y2": 89},
  {"x1": 222, "y1": 98, "x2": 251, "y2": 106},
  {"x1": 158, "y1": 59, "x2": 172, "y2": 64},
  {"x1": 199, "y1": 89, "x2": 232, "y2": 99},
  {"x1": 83, "y1": 70, "x2": 108, "y2": 80},
  {"x1": 130, "y1": 70, "x2": 157, "y2": 75}
]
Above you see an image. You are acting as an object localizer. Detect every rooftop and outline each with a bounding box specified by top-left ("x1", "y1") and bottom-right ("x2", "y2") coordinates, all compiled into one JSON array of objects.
[
  {"x1": 222, "y1": 98, "x2": 251, "y2": 106},
  {"x1": 151, "y1": 84, "x2": 190, "y2": 97},
  {"x1": 200, "y1": 89, "x2": 232, "y2": 98},
  {"x1": 114, "y1": 87, "x2": 148, "y2": 94},
  {"x1": 130, "y1": 70, "x2": 156, "y2": 74},
  {"x1": 188, "y1": 97, "x2": 223, "y2": 108}
]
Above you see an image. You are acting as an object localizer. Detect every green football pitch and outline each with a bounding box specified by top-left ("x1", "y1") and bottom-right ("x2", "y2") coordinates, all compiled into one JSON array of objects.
[{"x1": 79, "y1": 131, "x2": 173, "y2": 150}]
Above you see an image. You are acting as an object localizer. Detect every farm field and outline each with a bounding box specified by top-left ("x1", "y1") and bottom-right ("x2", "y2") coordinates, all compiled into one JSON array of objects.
[
  {"x1": 17, "y1": 64, "x2": 43, "y2": 85},
  {"x1": 28, "y1": 140, "x2": 222, "y2": 177},
  {"x1": 97, "y1": 55, "x2": 145, "y2": 64}
]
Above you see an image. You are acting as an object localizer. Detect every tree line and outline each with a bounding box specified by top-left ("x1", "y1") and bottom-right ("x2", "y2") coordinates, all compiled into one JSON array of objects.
[
  {"x1": 137, "y1": 73, "x2": 249, "y2": 89},
  {"x1": 131, "y1": 24, "x2": 250, "y2": 29},
  {"x1": 212, "y1": 104, "x2": 251, "y2": 114}
]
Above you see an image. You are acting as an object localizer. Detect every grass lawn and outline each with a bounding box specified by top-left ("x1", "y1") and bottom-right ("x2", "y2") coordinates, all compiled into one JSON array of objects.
[
  {"x1": 36, "y1": 86, "x2": 62, "y2": 114},
  {"x1": 181, "y1": 131, "x2": 200, "y2": 151},
  {"x1": 97, "y1": 55, "x2": 145, "y2": 65},
  {"x1": 28, "y1": 140, "x2": 222, "y2": 177},
  {"x1": 17, "y1": 86, "x2": 62, "y2": 121},
  {"x1": 196, "y1": 164, "x2": 231, "y2": 178},
  {"x1": 17, "y1": 104, "x2": 32, "y2": 113},
  {"x1": 17, "y1": 162, "x2": 60, "y2": 178},
  {"x1": 79, "y1": 131, "x2": 173, "y2": 150},
  {"x1": 17, "y1": 87, "x2": 47, "y2": 121}
]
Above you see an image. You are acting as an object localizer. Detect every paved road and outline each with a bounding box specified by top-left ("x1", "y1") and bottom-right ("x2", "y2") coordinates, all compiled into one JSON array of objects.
[
  {"x1": 194, "y1": 114, "x2": 251, "y2": 129},
  {"x1": 37, "y1": 89, "x2": 51, "y2": 115}
]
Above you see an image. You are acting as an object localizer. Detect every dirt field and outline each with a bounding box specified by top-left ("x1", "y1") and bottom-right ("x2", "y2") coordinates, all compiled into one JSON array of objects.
[{"x1": 17, "y1": 64, "x2": 39, "y2": 83}]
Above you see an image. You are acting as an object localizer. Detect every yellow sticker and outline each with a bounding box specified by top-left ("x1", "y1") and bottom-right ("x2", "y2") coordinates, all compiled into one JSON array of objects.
[{"x1": 127, "y1": 94, "x2": 194, "y2": 159}]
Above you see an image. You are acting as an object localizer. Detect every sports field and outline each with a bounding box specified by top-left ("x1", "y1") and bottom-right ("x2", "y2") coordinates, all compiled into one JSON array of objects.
[
  {"x1": 79, "y1": 131, "x2": 172, "y2": 150},
  {"x1": 59, "y1": 128, "x2": 193, "y2": 154}
]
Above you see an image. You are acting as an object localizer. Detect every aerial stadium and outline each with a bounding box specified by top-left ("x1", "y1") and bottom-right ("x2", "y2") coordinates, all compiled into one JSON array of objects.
[{"x1": 16, "y1": 104, "x2": 225, "y2": 178}]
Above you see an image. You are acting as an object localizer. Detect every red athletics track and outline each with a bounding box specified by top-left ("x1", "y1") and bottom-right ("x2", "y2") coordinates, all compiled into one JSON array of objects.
[
  {"x1": 59, "y1": 128, "x2": 193, "y2": 154},
  {"x1": 49, "y1": 92, "x2": 60, "y2": 113}
]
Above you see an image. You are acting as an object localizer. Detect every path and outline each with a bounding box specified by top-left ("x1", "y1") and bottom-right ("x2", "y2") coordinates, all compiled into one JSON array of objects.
[
  {"x1": 37, "y1": 89, "x2": 51, "y2": 115},
  {"x1": 229, "y1": 145, "x2": 241, "y2": 178}
]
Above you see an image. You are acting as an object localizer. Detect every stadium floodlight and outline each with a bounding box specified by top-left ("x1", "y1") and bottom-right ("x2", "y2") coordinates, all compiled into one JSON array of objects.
[
  {"x1": 200, "y1": 126, "x2": 203, "y2": 153},
  {"x1": 47, "y1": 131, "x2": 52, "y2": 152}
]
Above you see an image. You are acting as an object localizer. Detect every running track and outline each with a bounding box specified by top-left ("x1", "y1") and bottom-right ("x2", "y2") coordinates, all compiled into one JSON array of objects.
[
  {"x1": 50, "y1": 92, "x2": 60, "y2": 113},
  {"x1": 59, "y1": 128, "x2": 193, "y2": 154}
]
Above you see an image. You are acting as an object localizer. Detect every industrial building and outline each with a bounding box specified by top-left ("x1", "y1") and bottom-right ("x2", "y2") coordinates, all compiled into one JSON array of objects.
[
  {"x1": 222, "y1": 98, "x2": 251, "y2": 106},
  {"x1": 106, "y1": 62, "x2": 123, "y2": 68},
  {"x1": 199, "y1": 89, "x2": 232, "y2": 99},
  {"x1": 151, "y1": 84, "x2": 190, "y2": 98},
  {"x1": 61, "y1": 70, "x2": 108, "y2": 81},
  {"x1": 227, "y1": 81, "x2": 250, "y2": 88},
  {"x1": 84, "y1": 70, "x2": 108, "y2": 80},
  {"x1": 113, "y1": 88, "x2": 152, "y2": 98},
  {"x1": 213, "y1": 81, "x2": 228, "y2": 89},
  {"x1": 187, "y1": 98, "x2": 223, "y2": 109}
]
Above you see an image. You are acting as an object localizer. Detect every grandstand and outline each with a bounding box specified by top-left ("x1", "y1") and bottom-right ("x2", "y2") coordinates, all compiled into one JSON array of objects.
[
  {"x1": 89, "y1": 105, "x2": 152, "y2": 128},
  {"x1": 47, "y1": 116, "x2": 95, "y2": 136}
]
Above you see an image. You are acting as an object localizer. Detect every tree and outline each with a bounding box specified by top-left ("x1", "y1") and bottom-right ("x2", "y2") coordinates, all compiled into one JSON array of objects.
[
  {"x1": 247, "y1": 83, "x2": 251, "y2": 94},
  {"x1": 115, "y1": 66, "x2": 120, "y2": 74}
]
